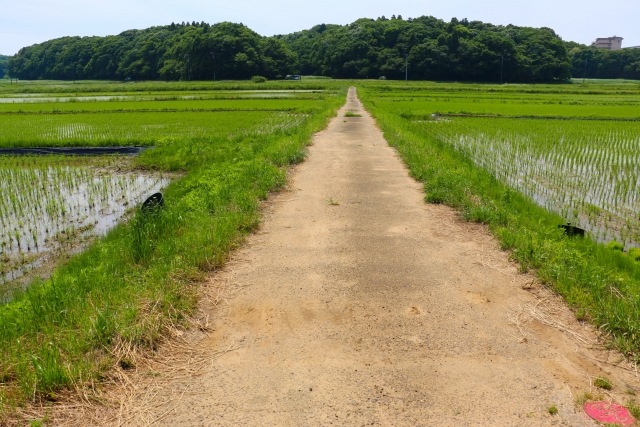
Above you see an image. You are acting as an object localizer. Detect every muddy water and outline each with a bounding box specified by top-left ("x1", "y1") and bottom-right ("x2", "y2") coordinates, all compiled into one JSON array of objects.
[{"x1": 0, "y1": 167, "x2": 170, "y2": 289}]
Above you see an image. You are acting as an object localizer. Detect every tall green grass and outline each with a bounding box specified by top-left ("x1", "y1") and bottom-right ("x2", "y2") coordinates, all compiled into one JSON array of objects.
[
  {"x1": 359, "y1": 84, "x2": 640, "y2": 360},
  {"x1": 0, "y1": 86, "x2": 346, "y2": 415}
]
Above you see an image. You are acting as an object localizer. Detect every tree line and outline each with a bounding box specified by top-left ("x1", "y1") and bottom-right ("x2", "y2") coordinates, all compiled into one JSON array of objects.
[
  {"x1": 0, "y1": 55, "x2": 9, "y2": 78},
  {"x1": 279, "y1": 16, "x2": 571, "y2": 82},
  {"x1": 566, "y1": 42, "x2": 640, "y2": 80},
  {"x1": 6, "y1": 17, "x2": 639, "y2": 82},
  {"x1": 8, "y1": 22, "x2": 296, "y2": 81}
]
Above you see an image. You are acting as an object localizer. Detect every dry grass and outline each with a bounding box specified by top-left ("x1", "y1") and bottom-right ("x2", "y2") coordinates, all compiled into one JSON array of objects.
[
  {"x1": 508, "y1": 296, "x2": 590, "y2": 344},
  {"x1": 6, "y1": 274, "x2": 243, "y2": 427},
  {"x1": 507, "y1": 280, "x2": 640, "y2": 414}
]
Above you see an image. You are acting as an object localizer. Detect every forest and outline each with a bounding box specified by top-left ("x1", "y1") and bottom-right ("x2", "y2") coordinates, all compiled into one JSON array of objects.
[
  {"x1": 8, "y1": 22, "x2": 297, "y2": 81},
  {"x1": 7, "y1": 17, "x2": 572, "y2": 82},
  {"x1": 6, "y1": 16, "x2": 640, "y2": 82},
  {"x1": 280, "y1": 16, "x2": 571, "y2": 82}
]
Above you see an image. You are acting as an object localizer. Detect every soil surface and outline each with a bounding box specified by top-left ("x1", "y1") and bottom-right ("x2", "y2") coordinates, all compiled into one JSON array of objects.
[{"x1": 135, "y1": 88, "x2": 639, "y2": 426}]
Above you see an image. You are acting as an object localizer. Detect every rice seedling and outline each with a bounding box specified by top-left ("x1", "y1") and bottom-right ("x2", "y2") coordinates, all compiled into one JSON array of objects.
[
  {"x1": 0, "y1": 98, "x2": 326, "y2": 113},
  {"x1": 412, "y1": 116, "x2": 640, "y2": 248},
  {"x1": 0, "y1": 157, "x2": 170, "y2": 290},
  {"x1": 0, "y1": 110, "x2": 310, "y2": 148},
  {"x1": 0, "y1": 79, "x2": 343, "y2": 96}
]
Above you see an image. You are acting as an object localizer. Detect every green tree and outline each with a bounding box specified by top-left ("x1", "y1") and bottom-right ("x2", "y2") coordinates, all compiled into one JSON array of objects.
[
  {"x1": 9, "y1": 22, "x2": 298, "y2": 81},
  {"x1": 0, "y1": 55, "x2": 10, "y2": 77}
]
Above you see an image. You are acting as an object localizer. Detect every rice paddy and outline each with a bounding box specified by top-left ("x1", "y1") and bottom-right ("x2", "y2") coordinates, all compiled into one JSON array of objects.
[
  {"x1": 0, "y1": 110, "x2": 309, "y2": 147},
  {"x1": 0, "y1": 156, "x2": 170, "y2": 291},
  {"x1": 3, "y1": 76, "x2": 640, "y2": 418},
  {"x1": 416, "y1": 116, "x2": 640, "y2": 248}
]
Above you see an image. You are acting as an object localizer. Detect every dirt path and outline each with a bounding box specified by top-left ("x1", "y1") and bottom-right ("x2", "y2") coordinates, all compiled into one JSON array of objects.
[{"x1": 138, "y1": 88, "x2": 637, "y2": 426}]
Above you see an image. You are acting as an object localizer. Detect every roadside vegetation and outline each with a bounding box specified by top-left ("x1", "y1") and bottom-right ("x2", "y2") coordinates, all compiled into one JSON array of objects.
[
  {"x1": 358, "y1": 79, "x2": 640, "y2": 360},
  {"x1": 0, "y1": 81, "x2": 346, "y2": 417}
]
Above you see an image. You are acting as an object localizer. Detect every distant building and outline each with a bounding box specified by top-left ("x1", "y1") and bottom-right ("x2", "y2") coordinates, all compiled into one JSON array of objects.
[{"x1": 591, "y1": 36, "x2": 623, "y2": 50}]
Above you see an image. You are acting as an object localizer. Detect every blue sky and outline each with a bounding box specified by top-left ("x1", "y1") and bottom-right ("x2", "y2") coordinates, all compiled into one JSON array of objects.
[{"x1": 2, "y1": 0, "x2": 639, "y2": 55}]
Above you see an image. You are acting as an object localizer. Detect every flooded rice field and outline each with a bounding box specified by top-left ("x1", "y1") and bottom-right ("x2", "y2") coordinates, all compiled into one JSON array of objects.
[
  {"x1": 419, "y1": 117, "x2": 640, "y2": 249},
  {"x1": 0, "y1": 163, "x2": 170, "y2": 290}
]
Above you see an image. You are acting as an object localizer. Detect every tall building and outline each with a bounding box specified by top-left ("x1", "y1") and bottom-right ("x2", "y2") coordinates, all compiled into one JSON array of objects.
[{"x1": 591, "y1": 36, "x2": 623, "y2": 50}]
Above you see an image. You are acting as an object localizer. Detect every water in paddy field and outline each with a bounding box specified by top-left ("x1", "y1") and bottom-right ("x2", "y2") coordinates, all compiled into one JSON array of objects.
[
  {"x1": 441, "y1": 130, "x2": 640, "y2": 249},
  {"x1": 0, "y1": 166, "x2": 170, "y2": 290}
]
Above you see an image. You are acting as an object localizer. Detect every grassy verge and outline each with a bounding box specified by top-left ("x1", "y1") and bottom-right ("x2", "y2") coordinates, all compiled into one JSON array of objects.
[
  {"x1": 0, "y1": 87, "x2": 346, "y2": 416},
  {"x1": 358, "y1": 86, "x2": 640, "y2": 360}
]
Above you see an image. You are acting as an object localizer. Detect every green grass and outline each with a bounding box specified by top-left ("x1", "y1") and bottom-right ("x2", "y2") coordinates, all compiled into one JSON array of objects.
[
  {"x1": 626, "y1": 400, "x2": 640, "y2": 419},
  {"x1": 0, "y1": 98, "x2": 329, "y2": 113},
  {"x1": 0, "y1": 82, "x2": 347, "y2": 417},
  {"x1": 0, "y1": 79, "x2": 345, "y2": 95},
  {"x1": 593, "y1": 377, "x2": 613, "y2": 390},
  {"x1": 358, "y1": 81, "x2": 640, "y2": 361},
  {"x1": 0, "y1": 110, "x2": 310, "y2": 148}
]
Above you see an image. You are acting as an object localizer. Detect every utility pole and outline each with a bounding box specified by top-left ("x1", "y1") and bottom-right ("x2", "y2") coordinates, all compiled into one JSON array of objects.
[
  {"x1": 583, "y1": 58, "x2": 588, "y2": 84},
  {"x1": 405, "y1": 54, "x2": 408, "y2": 81},
  {"x1": 210, "y1": 52, "x2": 217, "y2": 81},
  {"x1": 500, "y1": 54, "x2": 504, "y2": 84}
]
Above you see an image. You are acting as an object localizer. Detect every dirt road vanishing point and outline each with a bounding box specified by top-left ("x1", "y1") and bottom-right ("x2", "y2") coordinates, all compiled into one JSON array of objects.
[{"x1": 135, "y1": 88, "x2": 638, "y2": 426}]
